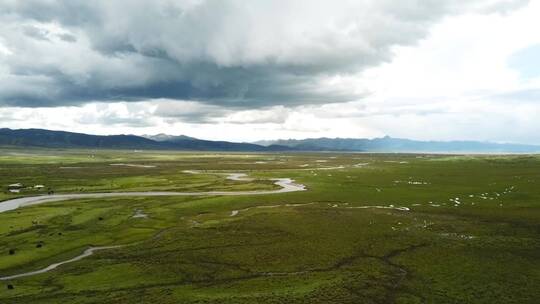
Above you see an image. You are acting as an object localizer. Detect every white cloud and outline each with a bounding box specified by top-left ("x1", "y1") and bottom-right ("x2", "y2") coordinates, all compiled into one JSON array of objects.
[
  {"x1": 0, "y1": 1, "x2": 539, "y2": 144},
  {"x1": 0, "y1": 0, "x2": 528, "y2": 107}
]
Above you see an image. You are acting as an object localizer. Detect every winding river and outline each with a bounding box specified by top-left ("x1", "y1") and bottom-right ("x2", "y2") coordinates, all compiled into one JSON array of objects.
[
  {"x1": 0, "y1": 246, "x2": 123, "y2": 281},
  {"x1": 0, "y1": 175, "x2": 306, "y2": 214},
  {"x1": 0, "y1": 173, "x2": 305, "y2": 281}
]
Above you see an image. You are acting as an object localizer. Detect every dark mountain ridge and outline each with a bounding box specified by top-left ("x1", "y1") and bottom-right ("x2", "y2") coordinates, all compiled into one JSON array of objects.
[
  {"x1": 1, "y1": 128, "x2": 539, "y2": 153},
  {"x1": 0, "y1": 128, "x2": 289, "y2": 151}
]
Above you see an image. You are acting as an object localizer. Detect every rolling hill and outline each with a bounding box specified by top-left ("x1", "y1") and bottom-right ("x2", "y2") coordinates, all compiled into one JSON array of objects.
[{"x1": 0, "y1": 128, "x2": 288, "y2": 151}]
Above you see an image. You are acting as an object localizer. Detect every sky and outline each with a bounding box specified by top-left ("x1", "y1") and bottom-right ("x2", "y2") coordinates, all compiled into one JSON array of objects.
[{"x1": 0, "y1": 0, "x2": 539, "y2": 143}]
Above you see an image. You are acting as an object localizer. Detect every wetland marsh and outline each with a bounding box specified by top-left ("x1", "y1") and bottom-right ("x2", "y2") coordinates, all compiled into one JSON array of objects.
[{"x1": 0, "y1": 149, "x2": 539, "y2": 303}]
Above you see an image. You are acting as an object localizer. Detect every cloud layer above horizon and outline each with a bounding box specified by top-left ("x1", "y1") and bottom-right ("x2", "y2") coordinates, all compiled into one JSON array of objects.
[{"x1": 1, "y1": 0, "x2": 539, "y2": 143}]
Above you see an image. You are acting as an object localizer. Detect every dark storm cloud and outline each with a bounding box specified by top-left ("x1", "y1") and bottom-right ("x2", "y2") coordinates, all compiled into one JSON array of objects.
[{"x1": 0, "y1": 0, "x2": 529, "y2": 109}]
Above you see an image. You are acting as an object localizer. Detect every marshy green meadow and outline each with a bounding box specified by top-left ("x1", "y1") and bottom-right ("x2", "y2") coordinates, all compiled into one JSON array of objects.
[{"x1": 0, "y1": 149, "x2": 539, "y2": 303}]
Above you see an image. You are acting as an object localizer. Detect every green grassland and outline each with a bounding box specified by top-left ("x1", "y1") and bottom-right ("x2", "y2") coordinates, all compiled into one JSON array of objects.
[{"x1": 0, "y1": 149, "x2": 539, "y2": 303}]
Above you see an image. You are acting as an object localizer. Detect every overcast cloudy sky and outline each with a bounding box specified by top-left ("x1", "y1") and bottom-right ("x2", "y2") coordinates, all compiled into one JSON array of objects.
[{"x1": 0, "y1": 0, "x2": 539, "y2": 143}]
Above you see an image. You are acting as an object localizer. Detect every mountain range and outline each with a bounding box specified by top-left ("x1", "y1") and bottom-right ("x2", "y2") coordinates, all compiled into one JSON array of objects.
[
  {"x1": 0, "y1": 128, "x2": 288, "y2": 152},
  {"x1": 256, "y1": 136, "x2": 540, "y2": 153},
  {"x1": 1, "y1": 128, "x2": 539, "y2": 153}
]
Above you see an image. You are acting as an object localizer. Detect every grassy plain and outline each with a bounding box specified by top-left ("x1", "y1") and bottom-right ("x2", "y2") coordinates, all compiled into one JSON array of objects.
[{"x1": 0, "y1": 148, "x2": 539, "y2": 303}]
